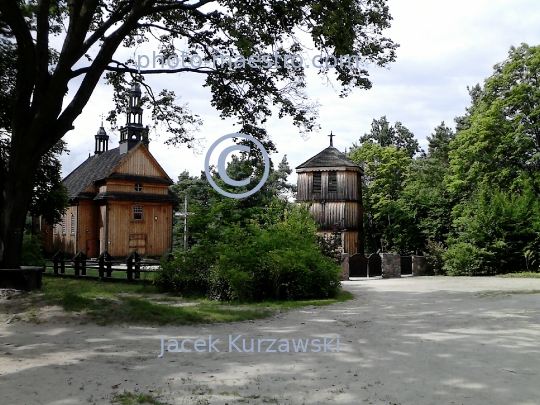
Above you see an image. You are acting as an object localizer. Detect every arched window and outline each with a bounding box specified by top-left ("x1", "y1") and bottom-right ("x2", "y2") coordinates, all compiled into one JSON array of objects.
[
  {"x1": 70, "y1": 213, "x2": 75, "y2": 235},
  {"x1": 133, "y1": 206, "x2": 143, "y2": 220},
  {"x1": 61, "y1": 216, "x2": 66, "y2": 235}
]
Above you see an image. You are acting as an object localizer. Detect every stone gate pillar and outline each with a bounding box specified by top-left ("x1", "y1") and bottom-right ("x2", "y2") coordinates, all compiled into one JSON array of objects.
[
  {"x1": 381, "y1": 253, "x2": 401, "y2": 278},
  {"x1": 412, "y1": 256, "x2": 428, "y2": 276}
]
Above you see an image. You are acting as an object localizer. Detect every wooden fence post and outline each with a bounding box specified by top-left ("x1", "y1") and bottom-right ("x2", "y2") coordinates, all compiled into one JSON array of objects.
[
  {"x1": 73, "y1": 251, "x2": 87, "y2": 276},
  {"x1": 51, "y1": 251, "x2": 64, "y2": 275},
  {"x1": 98, "y1": 251, "x2": 112, "y2": 278},
  {"x1": 134, "y1": 251, "x2": 141, "y2": 280},
  {"x1": 126, "y1": 251, "x2": 142, "y2": 281},
  {"x1": 126, "y1": 252, "x2": 132, "y2": 281}
]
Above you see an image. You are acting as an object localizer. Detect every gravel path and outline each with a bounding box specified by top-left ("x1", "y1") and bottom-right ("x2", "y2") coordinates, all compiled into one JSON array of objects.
[{"x1": 1, "y1": 276, "x2": 540, "y2": 405}]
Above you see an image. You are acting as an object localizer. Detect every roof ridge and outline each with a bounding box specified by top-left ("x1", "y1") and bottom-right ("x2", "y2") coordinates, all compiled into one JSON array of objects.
[{"x1": 295, "y1": 146, "x2": 359, "y2": 169}]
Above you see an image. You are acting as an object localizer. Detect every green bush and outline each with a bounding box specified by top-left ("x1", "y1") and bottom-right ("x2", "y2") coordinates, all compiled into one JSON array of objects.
[
  {"x1": 157, "y1": 205, "x2": 341, "y2": 302},
  {"x1": 443, "y1": 185, "x2": 540, "y2": 276},
  {"x1": 155, "y1": 247, "x2": 212, "y2": 298},
  {"x1": 424, "y1": 241, "x2": 446, "y2": 275},
  {"x1": 443, "y1": 242, "x2": 492, "y2": 276},
  {"x1": 21, "y1": 234, "x2": 45, "y2": 266}
]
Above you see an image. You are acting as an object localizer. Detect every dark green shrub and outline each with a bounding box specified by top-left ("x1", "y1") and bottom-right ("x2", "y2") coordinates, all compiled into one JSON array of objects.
[
  {"x1": 444, "y1": 185, "x2": 540, "y2": 275},
  {"x1": 424, "y1": 241, "x2": 446, "y2": 275},
  {"x1": 155, "y1": 248, "x2": 211, "y2": 298},
  {"x1": 156, "y1": 205, "x2": 341, "y2": 302},
  {"x1": 21, "y1": 234, "x2": 45, "y2": 266}
]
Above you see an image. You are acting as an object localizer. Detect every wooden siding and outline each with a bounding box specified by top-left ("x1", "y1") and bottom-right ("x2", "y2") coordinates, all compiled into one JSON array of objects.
[
  {"x1": 114, "y1": 147, "x2": 164, "y2": 177},
  {"x1": 308, "y1": 201, "x2": 362, "y2": 230},
  {"x1": 42, "y1": 205, "x2": 78, "y2": 255},
  {"x1": 297, "y1": 167, "x2": 363, "y2": 255},
  {"x1": 297, "y1": 170, "x2": 361, "y2": 202},
  {"x1": 99, "y1": 204, "x2": 107, "y2": 254},
  {"x1": 99, "y1": 181, "x2": 169, "y2": 195},
  {"x1": 105, "y1": 201, "x2": 172, "y2": 257}
]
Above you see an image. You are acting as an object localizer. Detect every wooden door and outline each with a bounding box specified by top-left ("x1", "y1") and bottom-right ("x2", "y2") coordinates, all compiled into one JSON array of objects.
[
  {"x1": 129, "y1": 234, "x2": 146, "y2": 255},
  {"x1": 86, "y1": 239, "x2": 99, "y2": 258}
]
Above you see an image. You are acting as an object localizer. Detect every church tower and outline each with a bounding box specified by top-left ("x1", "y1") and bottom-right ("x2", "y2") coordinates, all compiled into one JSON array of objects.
[
  {"x1": 119, "y1": 82, "x2": 150, "y2": 154},
  {"x1": 94, "y1": 121, "x2": 109, "y2": 155},
  {"x1": 296, "y1": 132, "x2": 364, "y2": 255}
]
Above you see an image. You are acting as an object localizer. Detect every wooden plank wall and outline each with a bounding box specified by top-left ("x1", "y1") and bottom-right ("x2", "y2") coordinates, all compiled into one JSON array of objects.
[
  {"x1": 297, "y1": 170, "x2": 361, "y2": 201},
  {"x1": 43, "y1": 205, "x2": 78, "y2": 255},
  {"x1": 308, "y1": 201, "x2": 361, "y2": 230},
  {"x1": 115, "y1": 148, "x2": 162, "y2": 177},
  {"x1": 105, "y1": 202, "x2": 172, "y2": 257},
  {"x1": 101, "y1": 181, "x2": 169, "y2": 195}
]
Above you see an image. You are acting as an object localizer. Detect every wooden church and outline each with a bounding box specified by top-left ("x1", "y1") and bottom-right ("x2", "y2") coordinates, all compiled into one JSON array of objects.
[
  {"x1": 295, "y1": 133, "x2": 364, "y2": 255},
  {"x1": 40, "y1": 83, "x2": 174, "y2": 258}
]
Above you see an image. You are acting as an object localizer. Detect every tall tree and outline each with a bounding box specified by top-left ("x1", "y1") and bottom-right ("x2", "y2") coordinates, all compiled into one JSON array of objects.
[
  {"x1": 358, "y1": 116, "x2": 421, "y2": 158},
  {"x1": 448, "y1": 43, "x2": 540, "y2": 200},
  {"x1": 0, "y1": 0, "x2": 398, "y2": 269},
  {"x1": 349, "y1": 142, "x2": 412, "y2": 253},
  {"x1": 398, "y1": 122, "x2": 455, "y2": 249}
]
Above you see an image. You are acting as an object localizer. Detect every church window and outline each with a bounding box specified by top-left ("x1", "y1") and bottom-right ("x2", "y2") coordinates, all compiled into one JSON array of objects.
[
  {"x1": 313, "y1": 172, "x2": 322, "y2": 193},
  {"x1": 70, "y1": 213, "x2": 75, "y2": 235},
  {"x1": 133, "y1": 206, "x2": 143, "y2": 220},
  {"x1": 328, "y1": 171, "x2": 338, "y2": 193},
  {"x1": 134, "y1": 183, "x2": 143, "y2": 192},
  {"x1": 61, "y1": 216, "x2": 66, "y2": 235},
  {"x1": 53, "y1": 224, "x2": 58, "y2": 235}
]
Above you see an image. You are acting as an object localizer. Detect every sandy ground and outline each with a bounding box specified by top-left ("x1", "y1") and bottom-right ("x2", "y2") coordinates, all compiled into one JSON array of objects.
[{"x1": 1, "y1": 276, "x2": 540, "y2": 405}]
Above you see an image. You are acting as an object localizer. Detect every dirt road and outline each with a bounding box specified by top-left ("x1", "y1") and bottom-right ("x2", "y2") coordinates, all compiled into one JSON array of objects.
[{"x1": 1, "y1": 277, "x2": 540, "y2": 405}]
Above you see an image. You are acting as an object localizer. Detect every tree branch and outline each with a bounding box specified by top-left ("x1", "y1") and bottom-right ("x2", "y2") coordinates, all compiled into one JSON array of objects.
[
  {"x1": 34, "y1": 0, "x2": 51, "y2": 112},
  {"x1": 79, "y1": 1, "x2": 132, "y2": 58}
]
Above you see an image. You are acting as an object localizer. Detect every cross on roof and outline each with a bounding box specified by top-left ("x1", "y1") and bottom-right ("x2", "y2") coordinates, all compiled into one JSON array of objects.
[
  {"x1": 100, "y1": 113, "x2": 105, "y2": 127},
  {"x1": 328, "y1": 131, "x2": 336, "y2": 147}
]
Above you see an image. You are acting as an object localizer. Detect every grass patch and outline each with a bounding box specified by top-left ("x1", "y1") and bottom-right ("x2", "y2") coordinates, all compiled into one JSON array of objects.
[
  {"x1": 477, "y1": 290, "x2": 540, "y2": 298},
  {"x1": 498, "y1": 272, "x2": 540, "y2": 278},
  {"x1": 110, "y1": 391, "x2": 169, "y2": 405},
  {"x1": 2, "y1": 277, "x2": 353, "y2": 326},
  {"x1": 43, "y1": 266, "x2": 158, "y2": 280}
]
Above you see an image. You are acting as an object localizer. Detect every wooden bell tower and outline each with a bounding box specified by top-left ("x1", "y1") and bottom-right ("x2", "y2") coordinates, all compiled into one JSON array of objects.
[{"x1": 295, "y1": 133, "x2": 364, "y2": 254}]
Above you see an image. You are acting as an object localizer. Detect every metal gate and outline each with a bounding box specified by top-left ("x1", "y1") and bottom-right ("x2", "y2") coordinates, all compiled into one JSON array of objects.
[{"x1": 349, "y1": 254, "x2": 367, "y2": 277}]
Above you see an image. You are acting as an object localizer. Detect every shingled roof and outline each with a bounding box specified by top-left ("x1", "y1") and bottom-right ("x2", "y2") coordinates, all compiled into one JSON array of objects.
[
  {"x1": 295, "y1": 146, "x2": 361, "y2": 170},
  {"x1": 63, "y1": 148, "x2": 125, "y2": 199}
]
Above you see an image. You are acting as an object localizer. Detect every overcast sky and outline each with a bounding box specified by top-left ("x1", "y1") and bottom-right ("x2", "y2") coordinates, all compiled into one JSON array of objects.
[{"x1": 61, "y1": 0, "x2": 540, "y2": 187}]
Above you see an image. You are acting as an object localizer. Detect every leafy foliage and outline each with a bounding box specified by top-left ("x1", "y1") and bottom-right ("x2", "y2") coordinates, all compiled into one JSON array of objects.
[
  {"x1": 448, "y1": 44, "x2": 540, "y2": 198},
  {"x1": 443, "y1": 185, "x2": 540, "y2": 276},
  {"x1": 349, "y1": 45, "x2": 540, "y2": 276},
  {"x1": 358, "y1": 116, "x2": 421, "y2": 158},
  {"x1": 348, "y1": 141, "x2": 413, "y2": 253},
  {"x1": 21, "y1": 234, "x2": 45, "y2": 266},
  {"x1": 161, "y1": 155, "x2": 340, "y2": 302},
  {"x1": 157, "y1": 206, "x2": 341, "y2": 301}
]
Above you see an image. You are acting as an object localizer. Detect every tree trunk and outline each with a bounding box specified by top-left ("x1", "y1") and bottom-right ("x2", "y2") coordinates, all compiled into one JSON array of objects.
[{"x1": 0, "y1": 139, "x2": 40, "y2": 289}]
